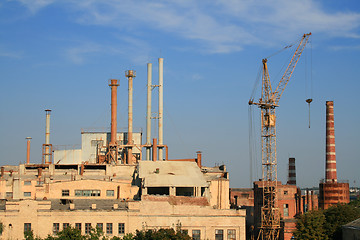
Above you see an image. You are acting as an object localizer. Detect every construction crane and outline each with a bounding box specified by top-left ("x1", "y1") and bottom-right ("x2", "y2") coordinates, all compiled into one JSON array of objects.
[{"x1": 248, "y1": 32, "x2": 311, "y2": 240}]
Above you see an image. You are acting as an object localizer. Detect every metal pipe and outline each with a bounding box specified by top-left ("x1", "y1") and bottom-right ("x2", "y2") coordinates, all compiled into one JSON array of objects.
[
  {"x1": 196, "y1": 151, "x2": 202, "y2": 168},
  {"x1": 326, "y1": 101, "x2": 337, "y2": 183},
  {"x1": 109, "y1": 79, "x2": 120, "y2": 145},
  {"x1": 152, "y1": 138, "x2": 157, "y2": 161},
  {"x1": 126, "y1": 70, "x2": 136, "y2": 164},
  {"x1": 45, "y1": 109, "x2": 51, "y2": 164},
  {"x1": 1, "y1": 167, "x2": 4, "y2": 178},
  {"x1": 158, "y1": 58, "x2": 164, "y2": 160},
  {"x1": 26, "y1": 137, "x2": 32, "y2": 164},
  {"x1": 146, "y1": 63, "x2": 152, "y2": 160}
]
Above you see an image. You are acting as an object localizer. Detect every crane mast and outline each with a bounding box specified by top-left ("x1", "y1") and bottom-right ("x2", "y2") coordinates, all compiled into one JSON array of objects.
[{"x1": 249, "y1": 33, "x2": 311, "y2": 240}]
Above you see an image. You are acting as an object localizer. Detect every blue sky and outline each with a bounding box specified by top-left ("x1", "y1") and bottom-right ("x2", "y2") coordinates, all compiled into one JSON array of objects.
[{"x1": 0, "y1": 0, "x2": 359, "y2": 188}]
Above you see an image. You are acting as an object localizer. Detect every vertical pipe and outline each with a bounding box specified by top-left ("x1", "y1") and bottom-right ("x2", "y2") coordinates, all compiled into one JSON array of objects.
[
  {"x1": 109, "y1": 79, "x2": 120, "y2": 145},
  {"x1": 1, "y1": 167, "x2": 4, "y2": 178},
  {"x1": 152, "y1": 138, "x2": 157, "y2": 161},
  {"x1": 146, "y1": 63, "x2": 152, "y2": 160},
  {"x1": 126, "y1": 70, "x2": 135, "y2": 164},
  {"x1": 196, "y1": 151, "x2": 202, "y2": 168},
  {"x1": 158, "y1": 58, "x2": 164, "y2": 160},
  {"x1": 45, "y1": 109, "x2": 51, "y2": 164},
  {"x1": 26, "y1": 137, "x2": 32, "y2": 164},
  {"x1": 326, "y1": 101, "x2": 337, "y2": 183}
]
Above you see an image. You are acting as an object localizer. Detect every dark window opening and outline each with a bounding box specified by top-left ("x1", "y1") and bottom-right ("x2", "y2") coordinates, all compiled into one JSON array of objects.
[
  {"x1": 201, "y1": 187, "x2": 205, "y2": 196},
  {"x1": 96, "y1": 223, "x2": 103, "y2": 232},
  {"x1": 24, "y1": 223, "x2": 31, "y2": 233},
  {"x1": 118, "y1": 223, "x2": 125, "y2": 234},
  {"x1": 176, "y1": 187, "x2": 194, "y2": 197},
  {"x1": 215, "y1": 229, "x2": 224, "y2": 240},
  {"x1": 53, "y1": 223, "x2": 59, "y2": 234},
  {"x1": 147, "y1": 187, "x2": 169, "y2": 196},
  {"x1": 192, "y1": 230, "x2": 201, "y2": 240}
]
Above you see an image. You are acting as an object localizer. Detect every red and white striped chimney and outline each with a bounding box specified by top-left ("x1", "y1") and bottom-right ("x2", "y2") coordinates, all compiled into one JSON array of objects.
[
  {"x1": 326, "y1": 101, "x2": 337, "y2": 183},
  {"x1": 287, "y1": 157, "x2": 296, "y2": 185}
]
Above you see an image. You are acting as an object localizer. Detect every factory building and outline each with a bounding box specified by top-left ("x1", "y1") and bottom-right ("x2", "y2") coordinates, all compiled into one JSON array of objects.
[
  {"x1": 0, "y1": 59, "x2": 245, "y2": 240},
  {"x1": 230, "y1": 158, "x2": 318, "y2": 240}
]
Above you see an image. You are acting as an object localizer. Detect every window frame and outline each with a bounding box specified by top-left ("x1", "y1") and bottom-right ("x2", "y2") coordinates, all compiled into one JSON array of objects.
[
  {"x1": 192, "y1": 229, "x2": 201, "y2": 240},
  {"x1": 62, "y1": 189, "x2": 70, "y2": 196},
  {"x1": 106, "y1": 190, "x2": 115, "y2": 197},
  {"x1": 96, "y1": 223, "x2": 103, "y2": 232},
  {"x1": 118, "y1": 223, "x2": 125, "y2": 234},
  {"x1": 63, "y1": 223, "x2": 70, "y2": 230},
  {"x1": 75, "y1": 223, "x2": 82, "y2": 231},
  {"x1": 85, "y1": 223, "x2": 91, "y2": 234},
  {"x1": 106, "y1": 223, "x2": 113, "y2": 235},
  {"x1": 215, "y1": 229, "x2": 224, "y2": 240},
  {"x1": 53, "y1": 223, "x2": 60, "y2": 234},
  {"x1": 24, "y1": 223, "x2": 31, "y2": 232},
  {"x1": 24, "y1": 192, "x2": 31, "y2": 197},
  {"x1": 24, "y1": 181, "x2": 32, "y2": 186},
  {"x1": 227, "y1": 229, "x2": 236, "y2": 240}
]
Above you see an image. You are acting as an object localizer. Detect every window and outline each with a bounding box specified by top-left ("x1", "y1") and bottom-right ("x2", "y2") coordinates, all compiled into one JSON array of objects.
[
  {"x1": 284, "y1": 204, "x2": 289, "y2": 217},
  {"x1": 75, "y1": 190, "x2": 101, "y2": 197},
  {"x1": 63, "y1": 223, "x2": 70, "y2": 229},
  {"x1": 24, "y1": 192, "x2": 31, "y2": 197},
  {"x1": 181, "y1": 229, "x2": 188, "y2": 235},
  {"x1": 192, "y1": 230, "x2": 201, "y2": 240},
  {"x1": 91, "y1": 140, "x2": 104, "y2": 147},
  {"x1": 227, "y1": 229, "x2": 236, "y2": 240},
  {"x1": 118, "y1": 223, "x2": 125, "y2": 234},
  {"x1": 53, "y1": 223, "x2": 59, "y2": 234},
  {"x1": 85, "y1": 223, "x2": 91, "y2": 234},
  {"x1": 284, "y1": 190, "x2": 288, "y2": 195},
  {"x1": 106, "y1": 223, "x2": 113, "y2": 234},
  {"x1": 24, "y1": 181, "x2": 32, "y2": 185},
  {"x1": 107, "y1": 190, "x2": 114, "y2": 197},
  {"x1": 75, "y1": 223, "x2": 81, "y2": 231},
  {"x1": 215, "y1": 229, "x2": 224, "y2": 240},
  {"x1": 6, "y1": 192, "x2": 13, "y2": 198},
  {"x1": 97, "y1": 223, "x2": 103, "y2": 232},
  {"x1": 62, "y1": 190, "x2": 70, "y2": 196},
  {"x1": 24, "y1": 223, "x2": 31, "y2": 232}
]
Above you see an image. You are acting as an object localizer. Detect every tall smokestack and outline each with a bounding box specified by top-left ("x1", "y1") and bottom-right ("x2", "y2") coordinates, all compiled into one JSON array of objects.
[
  {"x1": 109, "y1": 79, "x2": 119, "y2": 145},
  {"x1": 44, "y1": 109, "x2": 52, "y2": 164},
  {"x1": 326, "y1": 101, "x2": 337, "y2": 183},
  {"x1": 158, "y1": 58, "x2": 164, "y2": 160},
  {"x1": 126, "y1": 70, "x2": 136, "y2": 164},
  {"x1": 287, "y1": 157, "x2": 296, "y2": 185},
  {"x1": 146, "y1": 63, "x2": 152, "y2": 160},
  {"x1": 26, "y1": 137, "x2": 32, "y2": 164}
]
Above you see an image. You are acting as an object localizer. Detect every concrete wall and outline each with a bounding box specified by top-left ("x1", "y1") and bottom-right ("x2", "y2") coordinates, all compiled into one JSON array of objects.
[{"x1": 0, "y1": 199, "x2": 246, "y2": 240}]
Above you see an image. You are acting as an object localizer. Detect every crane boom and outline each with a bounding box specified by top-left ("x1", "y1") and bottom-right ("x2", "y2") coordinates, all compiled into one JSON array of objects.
[
  {"x1": 272, "y1": 33, "x2": 312, "y2": 105},
  {"x1": 249, "y1": 33, "x2": 311, "y2": 240}
]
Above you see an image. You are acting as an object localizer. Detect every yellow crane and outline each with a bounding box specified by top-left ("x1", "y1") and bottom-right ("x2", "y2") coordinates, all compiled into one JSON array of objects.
[{"x1": 249, "y1": 32, "x2": 311, "y2": 240}]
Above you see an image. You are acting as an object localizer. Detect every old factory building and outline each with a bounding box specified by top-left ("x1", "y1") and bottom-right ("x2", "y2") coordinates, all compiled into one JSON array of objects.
[{"x1": 0, "y1": 59, "x2": 245, "y2": 240}]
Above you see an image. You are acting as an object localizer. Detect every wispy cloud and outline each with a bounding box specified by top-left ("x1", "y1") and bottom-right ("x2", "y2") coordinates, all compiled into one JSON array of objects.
[
  {"x1": 11, "y1": 0, "x2": 360, "y2": 53},
  {"x1": 329, "y1": 45, "x2": 360, "y2": 51},
  {"x1": 0, "y1": 48, "x2": 23, "y2": 59}
]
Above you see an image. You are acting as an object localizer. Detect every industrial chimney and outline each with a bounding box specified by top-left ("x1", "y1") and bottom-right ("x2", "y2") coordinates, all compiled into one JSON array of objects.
[
  {"x1": 108, "y1": 79, "x2": 119, "y2": 163},
  {"x1": 158, "y1": 58, "x2": 164, "y2": 160},
  {"x1": 26, "y1": 137, "x2": 32, "y2": 164},
  {"x1": 287, "y1": 157, "x2": 296, "y2": 185},
  {"x1": 325, "y1": 101, "x2": 337, "y2": 183},
  {"x1": 146, "y1": 63, "x2": 152, "y2": 160},
  {"x1": 42, "y1": 109, "x2": 52, "y2": 164},
  {"x1": 125, "y1": 70, "x2": 136, "y2": 164}
]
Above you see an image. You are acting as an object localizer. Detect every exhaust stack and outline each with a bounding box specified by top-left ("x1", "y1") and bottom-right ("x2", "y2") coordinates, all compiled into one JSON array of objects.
[
  {"x1": 26, "y1": 137, "x2": 32, "y2": 164},
  {"x1": 109, "y1": 79, "x2": 120, "y2": 145},
  {"x1": 326, "y1": 101, "x2": 337, "y2": 183},
  {"x1": 125, "y1": 70, "x2": 136, "y2": 164},
  {"x1": 158, "y1": 58, "x2": 164, "y2": 160},
  {"x1": 146, "y1": 63, "x2": 152, "y2": 160},
  {"x1": 42, "y1": 109, "x2": 52, "y2": 164},
  {"x1": 287, "y1": 158, "x2": 296, "y2": 185}
]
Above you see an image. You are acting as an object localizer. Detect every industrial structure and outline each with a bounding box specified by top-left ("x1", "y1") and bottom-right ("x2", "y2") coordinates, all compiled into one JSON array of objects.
[
  {"x1": 319, "y1": 101, "x2": 349, "y2": 209},
  {"x1": 248, "y1": 33, "x2": 311, "y2": 240},
  {"x1": 0, "y1": 58, "x2": 245, "y2": 240}
]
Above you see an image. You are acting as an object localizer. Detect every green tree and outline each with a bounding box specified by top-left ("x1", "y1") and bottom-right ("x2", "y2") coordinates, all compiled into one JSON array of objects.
[
  {"x1": 324, "y1": 203, "x2": 360, "y2": 240},
  {"x1": 293, "y1": 210, "x2": 328, "y2": 240},
  {"x1": 130, "y1": 228, "x2": 191, "y2": 240}
]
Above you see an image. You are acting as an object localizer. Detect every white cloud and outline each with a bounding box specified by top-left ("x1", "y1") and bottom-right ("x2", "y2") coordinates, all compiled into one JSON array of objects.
[
  {"x1": 0, "y1": 48, "x2": 23, "y2": 59},
  {"x1": 11, "y1": 0, "x2": 360, "y2": 53}
]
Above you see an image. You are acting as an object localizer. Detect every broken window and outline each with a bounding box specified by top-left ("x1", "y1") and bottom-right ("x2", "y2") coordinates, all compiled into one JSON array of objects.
[
  {"x1": 147, "y1": 187, "x2": 169, "y2": 196},
  {"x1": 176, "y1": 187, "x2": 194, "y2": 197}
]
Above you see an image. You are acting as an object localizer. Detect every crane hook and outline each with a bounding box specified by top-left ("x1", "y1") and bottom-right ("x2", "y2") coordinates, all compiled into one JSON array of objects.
[{"x1": 306, "y1": 99, "x2": 313, "y2": 128}]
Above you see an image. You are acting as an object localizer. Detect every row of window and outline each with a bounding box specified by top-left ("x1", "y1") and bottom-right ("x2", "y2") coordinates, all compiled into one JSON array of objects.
[
  {"x1": 25, "y1": 223, "x2": 125, "y2": 235},
  {"x1": 62, "y1": 189, "x2": 114, "y2": 197},
  {"x1": 24, "y1": 223, "x2": 236, "y2": 239}
]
